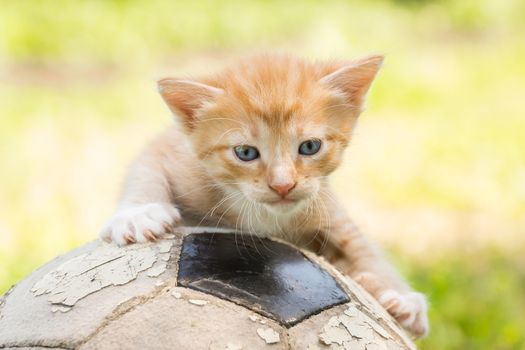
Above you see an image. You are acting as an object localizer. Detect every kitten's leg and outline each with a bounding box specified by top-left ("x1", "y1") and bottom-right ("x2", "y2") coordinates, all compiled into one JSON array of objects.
[
  {"x1": 99, "y1": 154, "x2": 181, "y2": 246},
  {"x1": 314, "y1": 195, "x2": 428, "y2": 338},
  {"x1": 322, "y1": 222, "x2": 428, "y2": 338}
]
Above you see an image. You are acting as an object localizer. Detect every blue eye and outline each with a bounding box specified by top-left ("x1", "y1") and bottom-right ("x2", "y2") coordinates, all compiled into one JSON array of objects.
[
  {"x1": 299, "y1": 139, "x2": 322, "y2": 155},
  {"x1": 234, "y1": 145, "x2": 260, "y2": 161}
]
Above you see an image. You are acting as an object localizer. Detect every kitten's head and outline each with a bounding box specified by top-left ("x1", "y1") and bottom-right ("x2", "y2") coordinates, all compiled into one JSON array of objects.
[{"x1": 158, "y1": 54, "x2": 382, "y2": 214}]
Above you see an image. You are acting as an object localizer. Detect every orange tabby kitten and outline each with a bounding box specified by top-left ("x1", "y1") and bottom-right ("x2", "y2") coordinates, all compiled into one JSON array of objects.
[{"x1": 100, "y1": 54, "x2": 428, "y2": 337}]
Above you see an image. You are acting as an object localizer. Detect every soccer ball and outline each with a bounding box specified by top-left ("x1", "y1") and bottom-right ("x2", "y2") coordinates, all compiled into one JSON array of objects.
[{"x1": 0, "y1": 228, "x2": 415, "y2": 349}]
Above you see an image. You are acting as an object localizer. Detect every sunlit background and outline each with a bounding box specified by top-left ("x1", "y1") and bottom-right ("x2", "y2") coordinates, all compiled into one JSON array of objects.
[{"x1": 1, "y1": 1, "x2": 524, "y2": 348}]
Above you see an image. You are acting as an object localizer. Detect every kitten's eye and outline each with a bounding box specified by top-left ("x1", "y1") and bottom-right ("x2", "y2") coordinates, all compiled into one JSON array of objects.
[
  {"x1": 299, "y1": 139, "x2": 322, "y2": 155},
  {"x1": 234, "y1": 145, "x2": 260, "y2": 161}
]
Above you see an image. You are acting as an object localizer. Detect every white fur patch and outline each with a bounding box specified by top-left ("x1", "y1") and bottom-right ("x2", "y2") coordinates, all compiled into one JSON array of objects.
[{"x1": 99, "y1": 203, "x2": 181, "y2": 246}]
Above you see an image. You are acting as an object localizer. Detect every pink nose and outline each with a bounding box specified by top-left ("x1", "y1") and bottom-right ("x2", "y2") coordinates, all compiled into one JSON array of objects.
[{"x1": 269, "y1": 182, "x2": 296, "y2": 197}]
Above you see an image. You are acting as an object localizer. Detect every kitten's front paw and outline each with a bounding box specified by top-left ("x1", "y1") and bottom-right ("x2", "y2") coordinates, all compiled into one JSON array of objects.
[
  {"x1": 378, "y1": 289, "x2": 429, "y2": 338},
  {"x1": 99, "y1": 203, "x2": 181, "y2": 246}
]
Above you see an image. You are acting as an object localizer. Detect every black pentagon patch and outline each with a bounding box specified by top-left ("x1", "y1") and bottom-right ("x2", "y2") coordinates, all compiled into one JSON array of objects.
[{"x1": 177, "y1": 232, "x2": 350, "y2": 327}]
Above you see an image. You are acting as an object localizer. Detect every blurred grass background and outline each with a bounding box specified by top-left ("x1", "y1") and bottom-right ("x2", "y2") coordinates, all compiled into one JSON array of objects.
[{"x1": 1, "y1": 0, "x2": 524, "y2": 348}]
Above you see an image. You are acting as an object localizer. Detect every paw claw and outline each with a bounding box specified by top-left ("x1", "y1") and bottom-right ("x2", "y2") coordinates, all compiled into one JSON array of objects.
[
  {"x1": 144, "y1": 229, "x2": 157, "y2": 241},
  {"x1": 163, "y1": 222, "x2": 172, "y2": 233},
  {"x1": 123, "y1": 233, "x2": 136, "y2": 243},
  {"x1": 384, "y1": 299, "x2": 400, "y2": 312},
  {"x1": 397, "y1": 312, "x2": 411, "y2": 322}
]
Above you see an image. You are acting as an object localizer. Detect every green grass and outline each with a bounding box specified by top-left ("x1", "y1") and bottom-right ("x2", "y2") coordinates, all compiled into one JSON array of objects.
[
  {"x1": 1, "y1": 1, "x2": 524, "y2": 349},
  {"x1": 399, "y1": 250, "x2": 525, "y2": 349}
]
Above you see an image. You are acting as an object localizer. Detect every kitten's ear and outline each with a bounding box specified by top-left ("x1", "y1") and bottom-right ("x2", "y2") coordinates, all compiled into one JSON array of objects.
[
  {"x1": 157, "y1": 78, "x2": 223, "y2": 130},
  {"x1": 320, "y1": 55, "x2": 384, "y2": 111}
]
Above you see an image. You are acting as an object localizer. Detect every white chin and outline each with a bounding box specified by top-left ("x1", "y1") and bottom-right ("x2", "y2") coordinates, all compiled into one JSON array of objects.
[{"x1": 264, "y1": 200, "x2": 302, "y2": 214}]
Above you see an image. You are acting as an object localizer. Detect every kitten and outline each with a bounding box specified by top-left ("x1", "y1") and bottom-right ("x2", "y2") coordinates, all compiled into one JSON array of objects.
[{"x1": 100, "y1": 54, "x2": 428, "y2": 338}]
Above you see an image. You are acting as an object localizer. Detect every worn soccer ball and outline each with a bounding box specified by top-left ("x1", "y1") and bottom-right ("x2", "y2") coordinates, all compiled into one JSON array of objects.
[{"x1": 0, "y1": 228, "x2": 415, "y2": 349}]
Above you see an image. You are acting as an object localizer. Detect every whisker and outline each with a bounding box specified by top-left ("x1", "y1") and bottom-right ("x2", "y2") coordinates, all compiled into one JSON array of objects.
[
  {"x1": 214, "y1": 193, "x2": 244, "y2": 229},
  {"x1": 236, "y1": 199, "x2": 253, "y2": 258},
  {"x1": 194, "y1": 190, "x2": 239, "y2": 229},
  {"x1": 247, "y1": 200, "x2": 264, "y2": 258},
  {"x1": 207, "y1": 192, "x2": 245, "y2": 249},
  {"x1": 301, "y1": 197, "x2": 322, "y2": 248},
  {"x1": 251, "y1": 200, "x2": 278, "y2": 255},
  {"x1": 172, "y1": 180, "x2": 244, "y2": 199},
  {"x1": 209, "y1": 190, "x2": 241, "y2": 217},
  {"x1": 317, "y1": 195, "x2": 331, "y2": 252}
]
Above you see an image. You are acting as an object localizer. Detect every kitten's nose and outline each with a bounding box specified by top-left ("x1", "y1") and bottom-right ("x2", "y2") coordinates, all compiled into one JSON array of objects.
[{"x1": 269, "y1": 182, "x2": 296, "y2": 197}]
